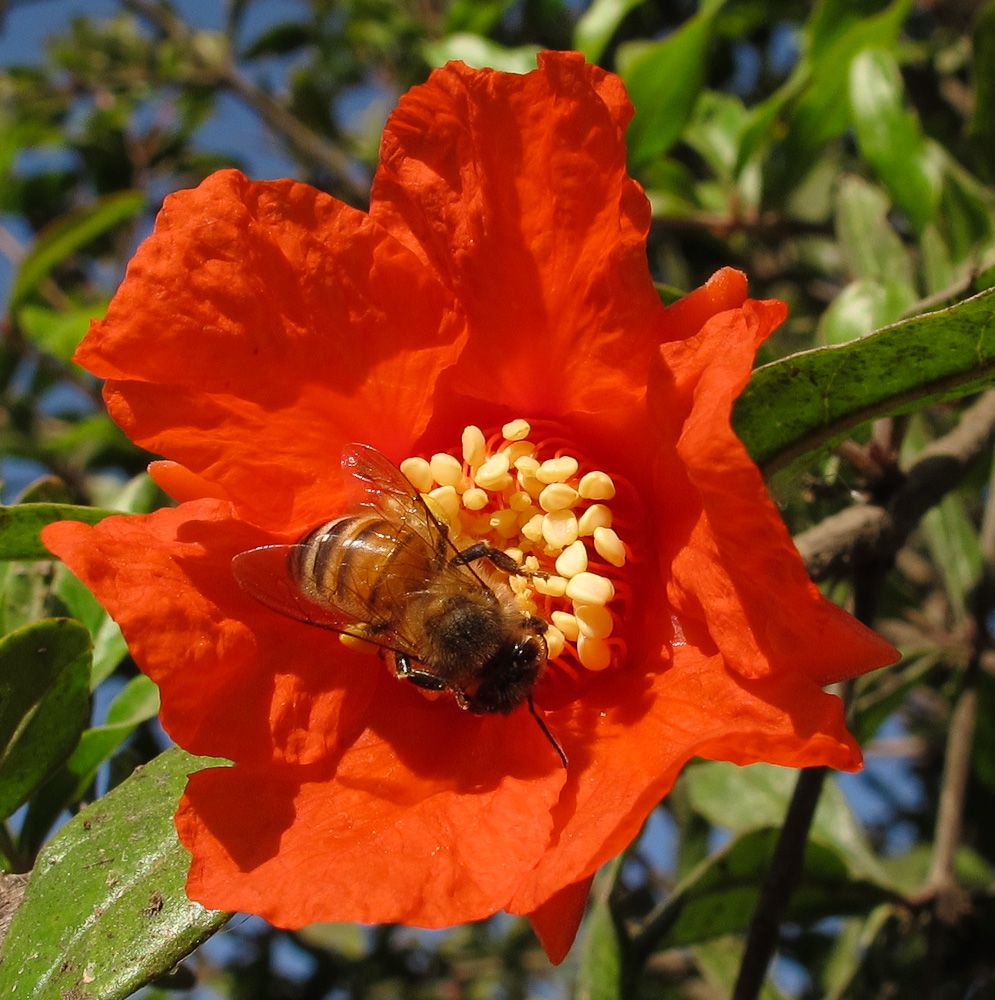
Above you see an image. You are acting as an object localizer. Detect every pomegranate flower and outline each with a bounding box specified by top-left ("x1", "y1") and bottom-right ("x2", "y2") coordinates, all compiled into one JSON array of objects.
[{"x1": 43, "y1": 51, "x2": 897, "y2": 962}]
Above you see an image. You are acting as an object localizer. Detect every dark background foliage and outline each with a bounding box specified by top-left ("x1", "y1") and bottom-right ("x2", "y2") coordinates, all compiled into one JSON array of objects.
[{"x1": 3, "y1": 1, "x2": 995, "y2": 998}]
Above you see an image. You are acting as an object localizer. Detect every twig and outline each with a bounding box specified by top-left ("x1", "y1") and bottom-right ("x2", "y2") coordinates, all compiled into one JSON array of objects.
[
  {"x1": 119, "y1": 0, "x2": 369, "y2": 202},
  {"x1": 731, "y1": 767, "x2": 828, "y2": 1000},
  {"x1": 795, "y1": 389, "x2": 995, "y2": 581}
]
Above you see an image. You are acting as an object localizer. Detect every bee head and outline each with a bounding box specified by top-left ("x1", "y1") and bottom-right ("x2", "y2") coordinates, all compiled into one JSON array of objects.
[{"x1": 465, "y1": 622, "x2": 548, "y2": 715}]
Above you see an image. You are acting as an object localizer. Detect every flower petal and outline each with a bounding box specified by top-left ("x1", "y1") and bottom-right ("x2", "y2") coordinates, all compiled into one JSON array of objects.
[
  {"x1": 509, "y1": 622, "x2": 862, "y2": 914},
  {"x1": 42, "y1": 502, "x2": 380, "y2": 764},
  {"x1": 77, "y1": 170, "x2": 464, "y2": 531},
  {"x1": 178, "y1": 672, "x2": 566, "y2": 928},
  {"x1": 527, "y1": 876, "x2": 592, "y2": 965},
  {"x1": 653, "y1": 290, "x2": 899, "y2": 684},
  {"x1": 371, "y1": 52, "x2": 663, "y2": 428}
]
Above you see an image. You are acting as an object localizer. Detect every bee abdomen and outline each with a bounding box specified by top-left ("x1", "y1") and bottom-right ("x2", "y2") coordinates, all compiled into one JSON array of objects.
[{"x1": 294, "y1": 514, "x2": 436, "y2": 615}]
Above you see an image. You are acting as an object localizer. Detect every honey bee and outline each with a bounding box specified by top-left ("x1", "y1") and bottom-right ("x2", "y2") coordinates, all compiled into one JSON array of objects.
[{"x1": 232, "y1": 443, "x2": 567, "y2": 767}]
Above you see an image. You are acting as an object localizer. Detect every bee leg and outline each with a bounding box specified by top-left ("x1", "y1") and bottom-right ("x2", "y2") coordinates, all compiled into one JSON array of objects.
[
  {"x1": 394, "y1": 652, "x2": 448, "y2": 693},
  {"x1": 450, "y1": 542, "x2": 548, "y2": 579}
]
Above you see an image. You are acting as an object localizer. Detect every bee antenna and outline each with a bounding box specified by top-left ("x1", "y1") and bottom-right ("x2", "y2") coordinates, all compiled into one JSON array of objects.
[{"x1": 528, "y1": 695, "x2": 568, "y2": 769}]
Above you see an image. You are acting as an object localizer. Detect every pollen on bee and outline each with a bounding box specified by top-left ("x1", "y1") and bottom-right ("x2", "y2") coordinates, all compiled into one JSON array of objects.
[
  {"x1": 401, "y1": 418, "x2": 631, "y2": 676},
  {"x1": 339, "y1": 631, "x2": 381, "y2": 656}
]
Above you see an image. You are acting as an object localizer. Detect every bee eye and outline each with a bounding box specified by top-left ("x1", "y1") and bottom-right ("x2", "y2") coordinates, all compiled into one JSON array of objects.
[{"x1": 514, "y1": 635, "x2": 547, "y2": 667}]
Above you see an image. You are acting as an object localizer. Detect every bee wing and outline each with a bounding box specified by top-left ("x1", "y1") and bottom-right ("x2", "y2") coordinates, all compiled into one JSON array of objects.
[
  {"x1": 342, "y1": 443, "x2": 450, "y2": 554},
  {"x1": 231, "y1": 543, "x2": 421, "y2": 656}
]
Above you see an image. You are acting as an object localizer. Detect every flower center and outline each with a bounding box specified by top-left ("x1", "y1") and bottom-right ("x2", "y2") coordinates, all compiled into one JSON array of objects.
[{"x1": 397, "y1": 419, "x2": 630, "y2": 676}]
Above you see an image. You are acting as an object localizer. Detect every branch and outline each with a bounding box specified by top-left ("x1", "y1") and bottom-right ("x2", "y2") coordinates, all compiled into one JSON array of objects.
[
  {"x1": 120, "y1": 0, "x2": 369, "y2": 202},
  {"x1": 795, "y1": 389, "x2": 995, "y2": 581},
  {"x1": 731, "y1": 768, "x2": 827, "y2": 1000}
]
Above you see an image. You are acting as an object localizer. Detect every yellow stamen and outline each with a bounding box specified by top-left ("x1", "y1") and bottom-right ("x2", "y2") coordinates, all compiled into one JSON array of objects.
[
  {"x1": 400, "y1": 418, "x2": 630, "y2": 675},
  {"x1": 578, "y1": 470, "x2": 616, "y2": 500},
  {"x1": 502, "y1": 418, "x2": 532, "y2": 441}
]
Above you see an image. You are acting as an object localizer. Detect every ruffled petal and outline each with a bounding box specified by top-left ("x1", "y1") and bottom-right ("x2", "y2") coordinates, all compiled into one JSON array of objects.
[
  {"x1": 77, "y1": 170, "x2": 465, "y2": 531},
  {"x1": 509, "y1": 628, "x2": 861, "y2": 914},
  {"x1": 178, "y1": 669, "x2": 566, "y2": 928},
  {"x1": 528, "y1": 876, "x2": 592, "y2": 965},
  {"x1": 371, "y1": 52, "x2": 663, "y2": 428},
  {"x1": 652, "y1": 290, "x2": 899, "y2": 685},
  {"x1": 42, "y1": 503, "x2": 380, "y2": 765}
]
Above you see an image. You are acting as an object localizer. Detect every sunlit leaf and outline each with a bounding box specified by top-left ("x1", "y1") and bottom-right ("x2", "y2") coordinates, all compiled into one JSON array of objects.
[
  {"x1": 734, "y1": 287, "x2": 995, "y2": 472},
  {"x1": 0, "y1": 504, "x2": 120, "y2": 561},
  {"x1": 10, "y1": 191, "x2": 144, "y2": 309},
  {"x1": 576, "y1": 856, "x2": 623, "y2": 1000},
  {"x1": 18, "y1": 675, "x2": 160, "y2": 855},
  {"x1": 0, "y1": 748, "x2": 230, "y2": 1000},
  {"x1": 574, "y1": 0, "x2": 646, "y2": 62},
  {"x1": 849, "y1": 48, "x2": 939, "y2": 233},
  {"x1": 0, "y1": 618, "x2": 90, "y2": 819}
]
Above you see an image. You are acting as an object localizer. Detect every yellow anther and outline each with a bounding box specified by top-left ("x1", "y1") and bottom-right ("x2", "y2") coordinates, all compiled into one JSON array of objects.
[
  {"x1": 578, "y1": 470, "x2": 616, "y2": 500},
  {"x1": 504, "y1": 441, "x2": 535, "y2": 465},
  {"x1": 508, "y1": 490, "x2": 533, "y2": 512},
  {"x1": 488, "y1": 508, "x2": 519, "y2": 538},
  {"x1": 430, "y1": 452, "x2": 463, "y2": 488},
  {"x1": 514, "y1": 455, "x2": 540, "y2": 475},
  {"x1": 544, "y1": 624, "x2": 566, "y2": 659},
  {"x1": 518, "y1": 471, "x2": 545, "y2": 499},
  {"x1": 427, "y1": 486, "x2": 460, "y2": 524},
  {"x1": 574, "y1": 603, "x2": 613, "y2": 640},
  {"x1": 539, "y1": 483, "x2": 580, "y2": 513},
  {"x1": 551, "y1": 610, "x2": 580, "y2": 641},
  {"x1": 542, "y1": 510, "x2": 579, "y2": 550},
  {"x1": 461, "y1": 487, "x2": 489, "y2": 511},
  {"x1": 593, "y1": 526, "x2": 626, "y2": 567},
  {"x1": 400, "y1": 456, "x2": 433, "y2": 493},
  {"x1": 577, "y1": 634, "x2": 612, "y2": 670},
  {"x1": 523, "y1": 555, "x2": 541, "y2": 573},
  {"x1": 503, "y1": 547, "x2": 524, "y2": 566},
  {"x1": 502, "y1": 418, "x2": 531, "y2": 441},
  {"x1": 554, "y1": 539, "x2": 588, "y2": 578},
  {"x1": 475, "y1": 453, "x2": 512, "y2": 491},
  {"x1": 461, "y1": 425, "x2": 486, "y2": 467},
  {"x1": 536, "y1": 456, "x2": 579, "y2": 484},
  {"x1": 578, "y1": 503, "x2": 612, "y2": 535},
  {"x1": 521, "y1": 513, "x2": 545, "y2": 543},
  {"x1": 565, "y1": 571, "x2": 615, "y2": 606},
  {"x1": 533, "y1": 574, "x2": 568, "y2": 597}
]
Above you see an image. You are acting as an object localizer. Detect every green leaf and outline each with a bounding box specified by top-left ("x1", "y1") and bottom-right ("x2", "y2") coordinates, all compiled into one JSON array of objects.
[
  {"x1": 10, "y1": 191, "x2": 145, "y2": 309},
  {"x1": 644, "y1": 828, "x2": 893, "y2": 949},
  {"x1": 422, "y1": 34, "x2": 541, "y2": 73},
  {"x1": 0, "y1": 619, "x2": 90, "y2": 819},
  {"x1": 240, "y1": 20, "x2": 312, "y2": 60},
  {"x1": 817, "y1": 279, "x2": 917, "y2": 345},
  {"x1": 52, "y1": 568, "x2": 128, "y2": 688},
  {"x1": 848, "y1": 48, "x2": 939, "y2": 233},
  {"x1": 920, "y1": 492, "x2": 984, "y2": 623},
  {"x1": 685, "y1": 762, "x2": 889, "y2": 883},
  {"x1": 0, "y1": 504, "x2": 120, "y2": 561},
  {"x1": 969, "y1": 2, "x2": 995, "y2": 175},
  {"x1": 16, "y1": 303, "x2": 107, "y2": 365},
  {"x1": 759, "y1": 0, "x2": 911, "y2": 189},
  {"x1": 733, "y1": 286, "x2": 995, "y2": 472},
  {"x1": 18, "y1": 675, "x2": 160, "y2": 855},
  {"x1": 0, "y1": 748, "x2": 230, "y2": 1000},
  {"x1": 692, "y1": 937, "x2": 787, "y2": 999},
  {"x1": 835, "y1": 176, "x2": 915, "y2": 287},
  {"x1": 573, "y1": 0, "x2": 645, "y2": 62},
  {"x1": 576, "y1": 856, "x2": 624, "y2": 1000},
  {"x1": 618, "y1": 8, "x2": 721, "y2": 166}
]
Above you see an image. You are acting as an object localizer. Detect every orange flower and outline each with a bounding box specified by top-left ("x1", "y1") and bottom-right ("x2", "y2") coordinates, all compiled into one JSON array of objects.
[{"x1": 42, "y1": 51, "x2": 897, "y2": 963}]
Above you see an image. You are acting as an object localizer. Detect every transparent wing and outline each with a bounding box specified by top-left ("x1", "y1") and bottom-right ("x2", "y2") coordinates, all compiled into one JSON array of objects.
[
  {"x1": 231, "y1": 543, "x2": 422, "y2": 657},
  {"x1": 342, "y1": 443, "x2": 478, "y2": 576}
]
